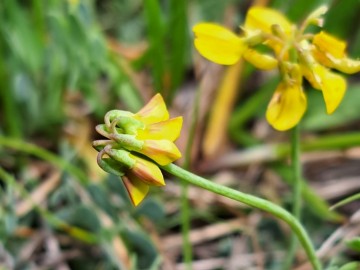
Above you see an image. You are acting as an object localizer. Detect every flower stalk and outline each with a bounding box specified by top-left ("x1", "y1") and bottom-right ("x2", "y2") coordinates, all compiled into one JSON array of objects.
[{"x1": 161, "y1": 163, "x2": 322, "y2": 270}]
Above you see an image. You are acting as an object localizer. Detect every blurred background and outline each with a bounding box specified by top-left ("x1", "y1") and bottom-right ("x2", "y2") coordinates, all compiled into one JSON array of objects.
[{"x1": 1, "y1": 0, "x2": 360, "y2": 269}]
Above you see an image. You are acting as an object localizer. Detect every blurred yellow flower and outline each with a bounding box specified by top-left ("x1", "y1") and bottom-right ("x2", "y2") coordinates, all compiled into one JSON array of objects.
[
  {"x1": 193, "y1": 5, "x2": 360, "y2": 131},
  {"x1": 93, "y1": 94, "x2": 182, "y2": 206}
]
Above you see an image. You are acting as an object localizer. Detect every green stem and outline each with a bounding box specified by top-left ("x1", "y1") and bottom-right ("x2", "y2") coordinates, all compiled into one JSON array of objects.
[
  {"x1": 291, "y1": 125, "x2": 302, "y2": 219},
  {"x1": 284, "y1": 125, "x2": 303, "y2": 269},
  {"x1": 162, "y1": 163, "x2": 321, "y2": 270},
  {"x1": 180, "y1": 88, "x2": 201, "y2": 269}
]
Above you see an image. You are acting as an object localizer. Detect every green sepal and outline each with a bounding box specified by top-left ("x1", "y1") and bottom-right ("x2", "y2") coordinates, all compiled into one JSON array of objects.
[
  {"x1": 109, "y1": 134, "x2": 144, "y2": 151},
  {"x1": 97, "y1": 157, "x2": 126, "y2": 177},
  {"x1": 104, "y1": 110, "x2": 134, "y2": 126},
  {"x1": 105, "y1": 148, "x2": 136, "y2": 168}
]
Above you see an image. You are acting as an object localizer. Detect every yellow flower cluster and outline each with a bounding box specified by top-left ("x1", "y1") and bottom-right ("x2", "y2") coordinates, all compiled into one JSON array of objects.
[
  {"x1": 193, "y1": 6, "x2": 360, "y2": 130},
  {"x1": 93, "y1": 94, "x2": 182, "y2": 206}
]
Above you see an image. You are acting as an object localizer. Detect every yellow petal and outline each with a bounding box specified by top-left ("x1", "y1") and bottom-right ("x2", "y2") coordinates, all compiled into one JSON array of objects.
[
  {"x1": 330, "y1": 57, "x2": 360, "y2": 74},
  {"x1": 302, "y1": 61, "x2": 329, "y2": 90},
  {"x1": 243, "y1": 49, "x2": 278, "y2": 70},
  {"x1": 244, "y1": 6, "x2": 292, "y2": 36},
  {"x1": 136, "y1": 117, "x2": 183, "y2": 141},
  {"x1": 266, "y1": 82, "x2": 307, "y2": 131},
  {"x1": 313, "y1": 48, "x2": 360, "y2": 74},
  {"x1": 313, "y1": 31, "x2": 346, "y2": 59},
  {"x1": 142, "y1": 140, "x2": 182, "y2": 166},
  {"x1": 193, "y1": 23, "x2": 246, "y2": 65},
  {"x1": 320, "y1": 71, "x2": 347, "y2": 114},
  {"x1": 135, "y1": 94, "x2": 169, "y2": 125},
  {"x1": 302, "y1": 64, "x2": 346, "y2": 114},
  {"x1": 129, "y1": 154, "x2": 165, "y2": 186},
  {"x1": 122, "y1": 173, "x2": 149, "y2": 206}
]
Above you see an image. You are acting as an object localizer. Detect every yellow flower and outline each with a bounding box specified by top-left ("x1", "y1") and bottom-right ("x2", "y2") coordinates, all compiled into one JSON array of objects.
[
  {"x1": 93, "y1": 94, "x2": 183, "y2": 206},
  {"x1": 266, "y1": 65, "x2": 307, "y2": 131},
  {"x1": 312, "y1": 31, "x2": 360, "y2": 74},
  {"x1": 244, "y1": 6, "x2": 292, "y2": 36},
  {"x1": 193, "y1": 23, "x2": 247, "y2": 65},
  {"x1": 192, "y1": 6, "x2": 360, "y2": 131}
]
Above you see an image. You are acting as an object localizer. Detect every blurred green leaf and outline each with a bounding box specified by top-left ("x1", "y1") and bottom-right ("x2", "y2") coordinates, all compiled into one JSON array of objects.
[
  {"x1": 324, "y1": 0, "x2": 360, "y2": 39},
  {"x1": 195, "y1": 0, "x2": 230, "y2": 22},
  {"x1": 272, "y1": 164, "x2": 343, "y2": 222},
  {"x1": 339, "y1": 262, "x2": 360, "y2": 270},
  {"x1": 167, "y1": 0, "x2": 189, "y2": 102},
  {"x1": 346, "y1": 237, "x2": 360, "y2": 252},
  {"x1": 143, "y1": 0, "x2": 166, "y2": 92},
  {"x1": 134, "y1": 199, "x2": 165, "y2": 223},
  {"x1": 56, "y1": 204, "x2": 101, "y2": 232},
  {"x1": 87, "y1": 183, "x2": 118, "y2": 218},
  {"x1": 285, "y1": 0, "x2": 331, "y2": 22},
  {"x1": 330, "y1": 193, "x2": 360, "y2": 210},
  {"x1": 303, "y1": 84, "x2": 360, "y2": 131},
  {"x1": 122, "y1": 228, "x2": 158, "y2": 269}
]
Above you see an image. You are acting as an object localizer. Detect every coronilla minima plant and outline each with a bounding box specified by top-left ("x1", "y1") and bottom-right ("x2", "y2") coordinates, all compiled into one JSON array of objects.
[
  {"x1": 93, "y1": 93, "x2": 322, "y2": 269},
  {"x1": 92, "y1": 5, "x2": 360, "y2": 270},
  {"x1": 193, "y1": 6, "x2": 360, "y2": 130}
]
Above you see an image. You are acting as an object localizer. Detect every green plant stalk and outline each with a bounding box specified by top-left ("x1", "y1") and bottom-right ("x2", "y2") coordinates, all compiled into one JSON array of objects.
[
  {"x1": 180, "y1": 87, "x2": 201, "y2": 269},
  {"x1": 0, "y1": 136, "x2": 89, "y2": 184},
  {"x1": 284, "y1": 124, "x2": 303, "y2": 269},
  {"x1": 0, "y1": 33, "x2": 22, "y2": 138},
  {"x1": 330, "y1": 192, "x2": 360, "y2": 210},
  {"x1": 161, "y1": 163, "x2": 321, "y2": 270}
]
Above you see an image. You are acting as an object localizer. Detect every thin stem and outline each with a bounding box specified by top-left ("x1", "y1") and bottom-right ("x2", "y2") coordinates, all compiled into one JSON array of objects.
[
  {"x1": 161, "y1": 163, "x2": 321, "y2": 270},
  {"x1": 180, "y1": 87, "x2": 201, "y2": 269},
  {"x1": 291, "y1": 125, "x2": 302, "y2": 219},
  {"x1": 284, "y1": 124, "x2": 303, "y2": 269}
]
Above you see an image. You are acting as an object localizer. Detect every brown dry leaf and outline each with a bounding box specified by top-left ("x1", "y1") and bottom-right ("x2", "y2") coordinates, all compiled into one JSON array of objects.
[
  {"x1": 202, "y1": 60, "x2": 244, "y2": 159},
  {"x1": 107, "y1": 38, "x2": 153, "y2": 101},
  {"x1": 107, "y1": 37, "x2": 148, "y2": 61},
  {"x1": 16, "y1": 171, "x2": 61, "y2": 216},
  {"x1": 64, "y1": 92, "x2": 106, "y2": 182},
  {"x1": 162, "y1": 218, "x2": 246, "y2": 252}
]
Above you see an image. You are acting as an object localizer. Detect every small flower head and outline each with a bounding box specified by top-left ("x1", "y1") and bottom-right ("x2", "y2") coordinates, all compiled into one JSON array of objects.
[
  {"x1": 93, "y1": 94, "x2": 182, "y2": 206},
  {"x1": 193, "y1": 5, "x2": 360, "y2": 130}
]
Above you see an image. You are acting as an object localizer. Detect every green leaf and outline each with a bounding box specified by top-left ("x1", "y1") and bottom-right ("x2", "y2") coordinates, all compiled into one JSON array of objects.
[
  {"x1": 272, "y1": 164, "x2": 343, "y2": 222},
  {"x1": 134, "y1": 198, "x2": 165, "y2": 223},
  {"x1": 143, "y1": 0, "x2": 166, "y2": 92},
  {"x1": 303, "y1": 84, "x2": 360, "y2": 131},
  {"x1": 122, "y1": 228, "x2": 158, "y2": 269},
  {"x1": 56, "y1": 204, "x2": 101, "y2": 232},
  {"x1": 346, "y1": 237, "x2": 360, "y2": 252},
  {"x1": 167, "y1": 0, "x2": 189, "y2": 102},
  {"x1": 330, "y1": 193, "x2": 360, "y2": 210},
  {"x1": 339, "y1": 262, "x2": 360, "y2": 270},
  {"x1": 324, "y1": 0, "x2": 360, "y2": 39}
]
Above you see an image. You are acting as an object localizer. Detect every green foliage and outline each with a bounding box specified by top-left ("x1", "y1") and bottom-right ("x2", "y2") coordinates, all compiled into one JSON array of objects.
[
  {"x1": 303, "y1": 84, "x2": 360, "y2": 131},
  {"x1": 346, "y1": 237, "x2": 360, "y2": 252}
]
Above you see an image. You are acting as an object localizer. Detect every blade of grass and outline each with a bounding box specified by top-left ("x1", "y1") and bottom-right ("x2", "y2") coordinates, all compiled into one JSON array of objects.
[
  {"x1": 330, "y1": 193, "x2": 360, "y2": 210},
  {"x1": 143, "y1": 0, "x2": 166, "y2": 94},
  {"x1": 167, "y1": 0, "x2": 189, "y2": 103}
]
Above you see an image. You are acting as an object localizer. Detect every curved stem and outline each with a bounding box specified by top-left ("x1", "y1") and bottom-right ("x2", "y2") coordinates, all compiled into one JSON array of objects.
[{"x1": 162, "y1": 163, "x2": 321, "y2": 270}]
